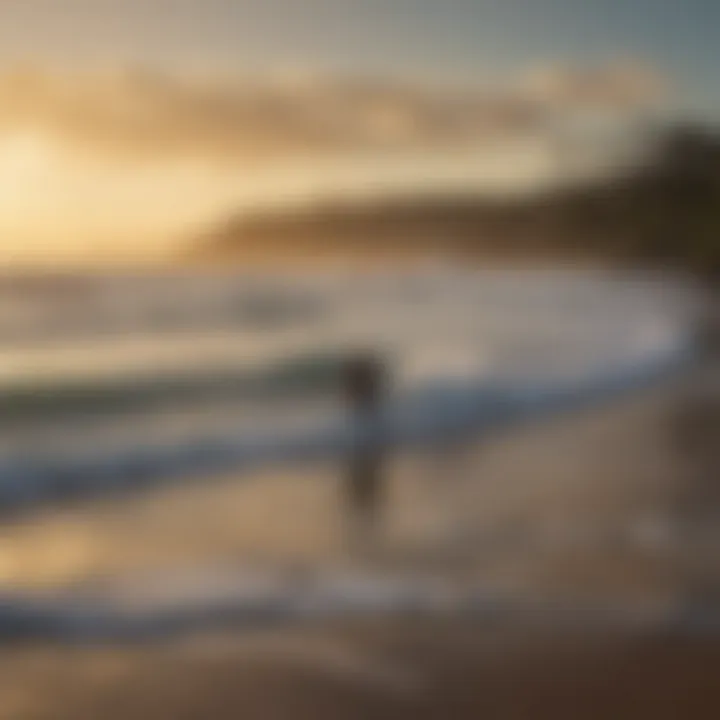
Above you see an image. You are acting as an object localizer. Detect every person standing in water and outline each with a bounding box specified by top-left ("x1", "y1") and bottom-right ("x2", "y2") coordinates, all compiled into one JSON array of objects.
[{"x1": 343, "y1": 354, "x2": 387, "y2": 547}]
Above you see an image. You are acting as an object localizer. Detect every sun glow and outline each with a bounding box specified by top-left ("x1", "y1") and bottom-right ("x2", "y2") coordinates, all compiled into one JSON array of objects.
[{"x1": 0, "y1": 130, "x2": 251, "y2": 265}]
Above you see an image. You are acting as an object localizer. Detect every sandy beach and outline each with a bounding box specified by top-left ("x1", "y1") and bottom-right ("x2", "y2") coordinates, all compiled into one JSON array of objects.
[{"x1": 0, "y1": 344, "x2": 717, "y2": 718}]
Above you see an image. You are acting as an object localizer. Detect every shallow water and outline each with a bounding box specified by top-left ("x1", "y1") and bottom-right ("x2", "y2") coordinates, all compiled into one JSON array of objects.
[{"x1": 0, "y1": 267, "x2": 696, "y2": 512}]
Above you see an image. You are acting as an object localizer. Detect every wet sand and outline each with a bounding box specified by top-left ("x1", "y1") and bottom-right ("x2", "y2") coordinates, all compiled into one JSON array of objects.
[{"x1": 1, "y1": 617, "x2": 720, "y2": 719}]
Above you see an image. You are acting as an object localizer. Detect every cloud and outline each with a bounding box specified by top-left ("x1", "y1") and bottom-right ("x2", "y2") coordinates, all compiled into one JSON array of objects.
[
  {"x1": 0, "y1": 61, "x2": 672, "y2": 165},
  {"x1": 520, "y1": 60, "x2": 668, "y2": 111}
]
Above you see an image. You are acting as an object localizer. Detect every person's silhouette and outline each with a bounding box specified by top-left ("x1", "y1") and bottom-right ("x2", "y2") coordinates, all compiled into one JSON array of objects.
[{"x1": 343, "y1": 355, "x2": 386, "y2": 539}]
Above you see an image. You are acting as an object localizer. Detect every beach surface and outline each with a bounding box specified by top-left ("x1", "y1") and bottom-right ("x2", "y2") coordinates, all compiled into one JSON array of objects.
[{"x1": 0, "y1": 349, "x2": 717, "y2": 719}]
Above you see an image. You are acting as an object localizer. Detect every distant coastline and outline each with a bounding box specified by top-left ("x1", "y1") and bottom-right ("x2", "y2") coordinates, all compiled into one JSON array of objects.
[{"x1": 188, "y1": 125, "x2": 720, "y2": 286}]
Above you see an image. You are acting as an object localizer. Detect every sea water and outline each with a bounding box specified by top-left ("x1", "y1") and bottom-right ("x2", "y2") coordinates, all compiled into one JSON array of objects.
[{"x1": 0, "y1": 265, "x2": 697, "y2": 513}]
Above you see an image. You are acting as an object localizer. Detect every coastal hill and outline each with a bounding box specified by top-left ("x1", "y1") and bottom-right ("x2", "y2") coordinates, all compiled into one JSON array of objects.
[{"x1": 195, "y1": 125, "x2": 720, "y2": 282}]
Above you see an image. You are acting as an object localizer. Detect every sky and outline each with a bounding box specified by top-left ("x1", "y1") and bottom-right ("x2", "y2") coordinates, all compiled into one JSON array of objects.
[
  {"x1": 0, "y1": 0, "x2": 717, "y2": 264},
  {"x1": 0, "y1": 0, "x2": 717, "y2": 117}
]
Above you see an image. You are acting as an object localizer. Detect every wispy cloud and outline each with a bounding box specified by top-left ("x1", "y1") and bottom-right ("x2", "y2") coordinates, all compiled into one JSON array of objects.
[{"x1": 0, "y1": 61, "x2": 669, "y2": 164}]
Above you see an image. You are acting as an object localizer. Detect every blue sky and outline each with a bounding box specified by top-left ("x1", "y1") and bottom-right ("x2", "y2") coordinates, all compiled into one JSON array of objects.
[{"x1": 0, "y1": 0, "x2": 718, "y2": 116}]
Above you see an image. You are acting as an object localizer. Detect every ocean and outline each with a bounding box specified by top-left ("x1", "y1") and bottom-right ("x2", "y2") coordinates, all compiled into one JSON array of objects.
[{"x1": 0, "y1": 265, "x2": 696, "y2": 515}]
